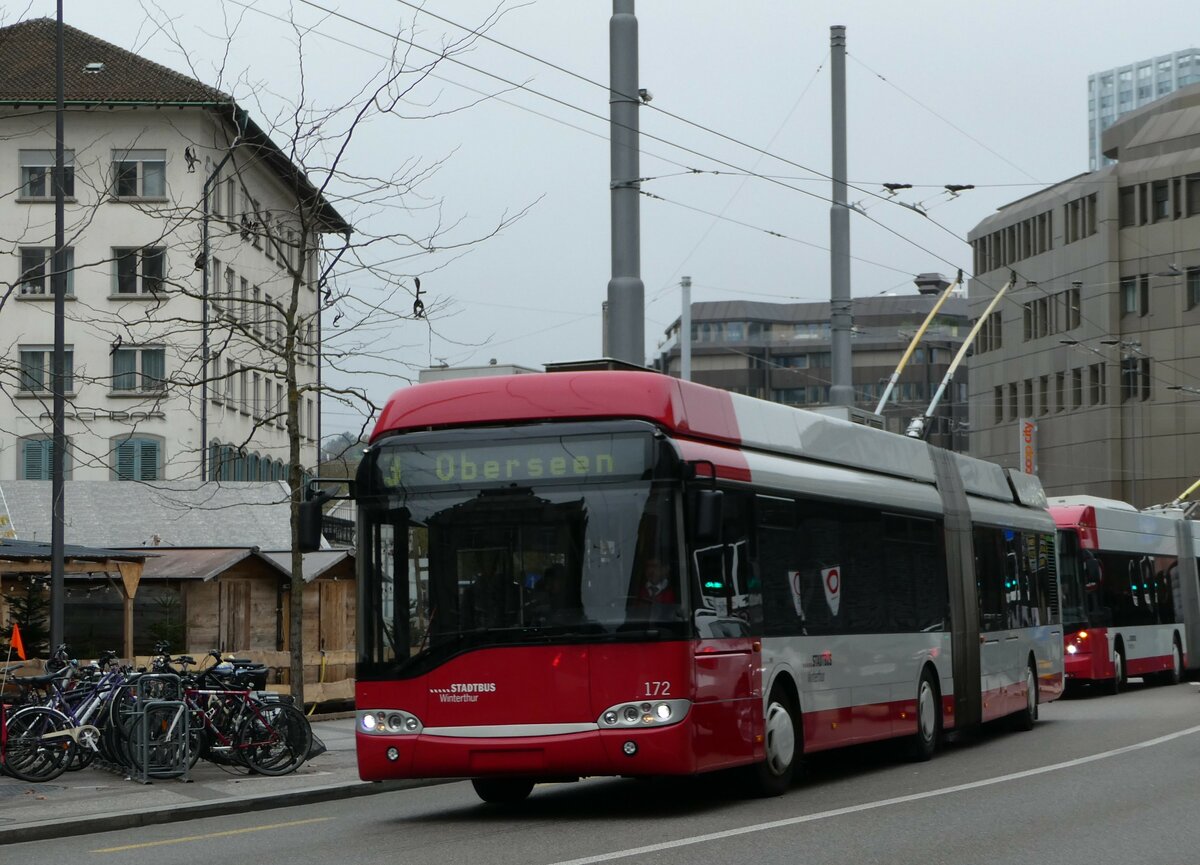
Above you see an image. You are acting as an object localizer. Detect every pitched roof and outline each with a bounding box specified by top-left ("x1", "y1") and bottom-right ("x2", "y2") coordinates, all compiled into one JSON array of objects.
[
  {"x1": 0, "y1": 18, "x2": 351, "y2": 233},
  {"x1": 0, "y1": 18, "x2": 228, "y2": 104},
  {"x1": 0, "y1": 537, "x2": 150, "y2": 563},
  {"x1": 0, "y1": 480, "x2": 296, "y2": 549}
]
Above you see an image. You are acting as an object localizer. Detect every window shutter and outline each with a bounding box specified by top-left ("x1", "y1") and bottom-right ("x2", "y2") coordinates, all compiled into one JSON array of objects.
[
  {"x1": 138, "y1": 440, "x2": 160, "y2": 481},
  {"x1": 23, "y1": 440, "x2": 50, "y2": 480},
  {"x1": 116, "y1": 440, "x2": 136, "y2": 480}
]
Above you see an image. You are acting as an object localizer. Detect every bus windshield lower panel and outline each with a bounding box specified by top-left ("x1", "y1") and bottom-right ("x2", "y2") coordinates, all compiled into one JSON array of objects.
[{"x1": 359, "y1": 480, "x2": 684, "y2": 679}]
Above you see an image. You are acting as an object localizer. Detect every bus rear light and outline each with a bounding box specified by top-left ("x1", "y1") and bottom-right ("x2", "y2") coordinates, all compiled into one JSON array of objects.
[
  {"x1": 359, "y1": 709, "x2": 423, "y2": 736},
  {"x1": 1077, "y1": 631, "x2": 1088, "y2": 640},
  {"x1": 1066, "y1": 645, "x2": 1077, "y2": 655},
  {"x1": 599, "y1": 699, "x2": 690, "y2": 729}
]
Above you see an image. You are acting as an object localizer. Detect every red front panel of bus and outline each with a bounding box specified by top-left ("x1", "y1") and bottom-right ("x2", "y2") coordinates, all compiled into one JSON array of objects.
[{"x1": 356, "y1": 638, "x2": 762, "y2": 781}]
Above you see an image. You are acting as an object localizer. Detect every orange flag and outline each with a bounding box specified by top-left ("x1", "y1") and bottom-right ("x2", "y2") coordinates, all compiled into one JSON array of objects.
[{"x1": 10, "y1": 622, "x2": 25, "y2": 661}]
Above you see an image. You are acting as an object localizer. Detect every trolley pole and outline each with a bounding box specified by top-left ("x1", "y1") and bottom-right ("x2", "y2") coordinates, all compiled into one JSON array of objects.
[
  {"x1": 606, "y1": 0, "x2": 644, "y2": 364},
  {"x1": 828, "y1": 25, "x2": 854, "y2": 406}
]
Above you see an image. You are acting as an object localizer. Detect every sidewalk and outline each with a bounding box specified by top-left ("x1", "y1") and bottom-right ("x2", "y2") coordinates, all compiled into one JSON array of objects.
[{"x1": 0, "y1": 716, "x2": 431, "y2": 845}]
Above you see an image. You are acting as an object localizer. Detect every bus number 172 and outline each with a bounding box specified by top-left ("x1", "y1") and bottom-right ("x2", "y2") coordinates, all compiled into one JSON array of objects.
[{"x1": 644, "y1": 681, "x2": 671, "y2": 696}]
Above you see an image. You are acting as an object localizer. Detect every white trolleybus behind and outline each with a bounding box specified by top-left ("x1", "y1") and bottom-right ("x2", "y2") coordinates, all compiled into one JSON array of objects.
[
  {"x1": 340, "y1": 371, "x2": 1064, "y2": 802},
  {"x1": 1051, "y1": 495, "x2": 1200, "y2": 692}
]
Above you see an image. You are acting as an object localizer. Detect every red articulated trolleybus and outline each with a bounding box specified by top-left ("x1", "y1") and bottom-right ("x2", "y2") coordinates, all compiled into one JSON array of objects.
[
  {"x1": 334, "y1": 370, "x2": 1063, "y2": 803},
  {"x1": 1050, "y1": 496, "x2": 1200, "y2": 693}
]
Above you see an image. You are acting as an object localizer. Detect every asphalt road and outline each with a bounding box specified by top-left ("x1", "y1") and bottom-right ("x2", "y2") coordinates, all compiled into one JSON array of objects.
[{"x1": 12, "y1": 680, "x2": 1200, "y2": 865}]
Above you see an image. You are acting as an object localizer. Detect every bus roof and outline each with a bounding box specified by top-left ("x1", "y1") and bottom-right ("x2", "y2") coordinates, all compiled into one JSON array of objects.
[{"x1": 372, "y1": 371, "x2": 1037, "y2": 506}]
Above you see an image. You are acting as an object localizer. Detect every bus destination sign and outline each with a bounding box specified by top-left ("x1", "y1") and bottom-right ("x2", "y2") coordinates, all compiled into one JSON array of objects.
[{"x1": 377, "y1": 435, "x2": 648, "y2": 490}]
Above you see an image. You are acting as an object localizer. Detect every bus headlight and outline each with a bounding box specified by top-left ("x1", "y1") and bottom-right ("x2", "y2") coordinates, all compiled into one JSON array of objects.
[
  {"x1": 358, "y1": 709, "x2": 422, "y2": 735},
  {"x1": 598, "y1": 699, "x2": 690, "y2": 729}
]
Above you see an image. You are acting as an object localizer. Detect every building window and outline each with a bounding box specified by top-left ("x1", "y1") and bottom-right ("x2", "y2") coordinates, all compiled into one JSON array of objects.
[
  {"x1": 19, "y1": 247, "x2": 74, "y2": 296},
  {"x1": 1072, "y1": 368, "x2": 1083, "y2": 409},
  {"x1": 1139, "y1": 274, "x2": 1150, "y2": 317},
  {"x1": 20, "y1": 149, "x2": 74, "y2": 198},
  {"x1": 1188, "y1": 174, "x2": 1200, "y2": 216},
  {"x1": 1023, "y1": 379, "x2": 1034, "y2": 418},
  {"x1": 1038, "y1": 375, "x2": 1049, "y2": 416},
  {"x1": 111, "y1": 347, "x2": 166, "y2": 393},
  {"x1": 111, "y1": 436, "x2": 162, "y2": 481},
  {"x1": 18, "y1": 346, "x2": 74, "y2": 393},
  {"x1": 1120, "y1": 357, "x2": 1138, "y2": 402},
  {"x1": 1152, "y1": 181, "x2": 1169, "y2": 221},
  {"x1": 1089, "y1": 362, "x2": 1107, "y2": 405},
  {"x1": 1008, "y1": 383, "x2": 1018, "y2": 421},
  {"x1": 1120, "y1": 277, "x2": 1138, "y2": 314},
  {"x1": 111, "y1": 149, "x2": 166, "y2": 198},
  {"x1": 211, "y1": 352, "x2": 222, "y2": 405},
  {"x1": 993, "y1": 386, "x2": 1004, "y2": 424},
  {"x1": 114, "y1": 247, "x2": 165, "y2": 294},
  {"x1": 19, "y1": 436, "x2": 72, "y2": 480},
  {"x1": 1118, "y1": 186, "x2": 1136, "y2": 227},
  {"x1": 225, "y1": 358, "x2": 236, "y2": 405},
  {"x1": 1140, "y1": 357, "x2": 1152, "y2": 401},
  {"x1": 1055, "y1": 372, "x2": 1065, "y2": 413},
  {"x1": 1188, "y1": 266, "x2": 1200, "y2": 309}
]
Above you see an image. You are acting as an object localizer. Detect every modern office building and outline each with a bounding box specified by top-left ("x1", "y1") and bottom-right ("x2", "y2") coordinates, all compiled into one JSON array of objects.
[
  {"x1": 968, "y1": 83, "x2": 1200, "y2": 507},
  {"x1": 653, "y1": 280, "x2": 972, "y2": 451},
  {"x1": 0, "y1": 19, "x2": 349, "y2": 482},
  {"x1": 1088, "y1": 49, "x2": 1200, "y2": 170}
]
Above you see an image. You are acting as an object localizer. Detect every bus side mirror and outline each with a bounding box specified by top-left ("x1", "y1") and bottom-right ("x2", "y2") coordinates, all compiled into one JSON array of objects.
[
  {"x1": 691, "y1": 489, "x2": 723, "y2": 544},
  {"x1": 298, "y1": 486, "x2": 334, "y2": 553},
  {"x1": 1083, "y1": 557, "x2": 1102, "y2": 590}
]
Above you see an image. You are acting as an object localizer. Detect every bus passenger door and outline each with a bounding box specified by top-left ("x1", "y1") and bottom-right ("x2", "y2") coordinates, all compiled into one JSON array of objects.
[
  {"x1": 691, "y1": 505, "x2": 761, "y2": 772},
  {"x1": 976, "y1": 533, "x2": 1012, "y2": 721}
]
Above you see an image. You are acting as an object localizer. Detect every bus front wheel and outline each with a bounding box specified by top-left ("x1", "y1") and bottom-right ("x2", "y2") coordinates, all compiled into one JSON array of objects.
[
  {"x1": 906, "y1": 668, "x2": 941, "y2": 760},
  {"x1": 471, "y1": 778, "x2": 534, "y2": 805},
  {"x1": 744, "y1": 686, "x2": 799, "y2": 797}
]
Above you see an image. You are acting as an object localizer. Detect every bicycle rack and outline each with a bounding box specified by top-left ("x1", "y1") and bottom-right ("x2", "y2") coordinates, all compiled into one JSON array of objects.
[{"x1": 132, "y1": 674, "x2": 191, "y2": 784}]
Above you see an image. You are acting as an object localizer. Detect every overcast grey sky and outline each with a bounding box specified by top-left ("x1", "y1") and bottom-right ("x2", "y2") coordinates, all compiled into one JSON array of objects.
[{"x1": 26, "y1": 0, "x2": 1200, "y2": 435}]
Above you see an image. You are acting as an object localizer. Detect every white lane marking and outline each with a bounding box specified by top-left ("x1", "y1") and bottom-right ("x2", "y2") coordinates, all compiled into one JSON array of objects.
[{"x1": 547, "y1": 723, "x2": 1200, "y2": 865}]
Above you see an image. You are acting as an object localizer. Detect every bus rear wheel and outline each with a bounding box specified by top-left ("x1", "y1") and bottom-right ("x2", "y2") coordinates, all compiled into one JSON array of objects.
[
  {"x1": 1161, "y1": 640, "x2": 1183, "y2": 686},
  {"x1": 471, "y1": 778, "x2": 534, "y2": 804},
  {"x1": 743, "y1": 686, "x2": 798, "y2": 797},
  {"x1": 1011, "y1": 663, "x2": 1038, "y2": 732}
]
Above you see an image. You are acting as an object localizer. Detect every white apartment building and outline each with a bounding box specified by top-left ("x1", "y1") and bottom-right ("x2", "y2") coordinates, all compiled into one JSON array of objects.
[
  {"x1": 1088, "y1": 49, "x2": 1200, "y2": 170},
  {"x1": 0, "y1": 19, "x2": 350, "y2": 482}
]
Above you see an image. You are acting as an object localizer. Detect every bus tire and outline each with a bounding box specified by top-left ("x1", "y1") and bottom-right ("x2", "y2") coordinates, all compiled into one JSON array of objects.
[
  {"x1": 1162, "y1": 638, "x2": 1183, "y2": 686},
  {"x1": 1011, "y1": 662, "x2": 1038, "y2": 732},
  {"x1": 907, "y1": 667, "x2": 941, "y2": 761},
  {"x1": 743, "y1": 685, "x2": 799, "y2": 797},
  {"x1": 471, "y1": 778, "x2": 534, "y2": 805},
  {"x1": 1108, "y1": 644, "x2": 1126, "y2": 695}
]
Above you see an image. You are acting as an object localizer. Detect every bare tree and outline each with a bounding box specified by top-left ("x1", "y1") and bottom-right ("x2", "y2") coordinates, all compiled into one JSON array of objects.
[{"x1": 0, "y1": 7, "x2": 534, "y2": 702}]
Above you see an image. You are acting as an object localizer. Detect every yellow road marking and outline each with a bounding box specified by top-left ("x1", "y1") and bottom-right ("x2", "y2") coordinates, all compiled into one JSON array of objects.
[{"x1": 91, "y1": 817, "x2": 333, "y2": 853}]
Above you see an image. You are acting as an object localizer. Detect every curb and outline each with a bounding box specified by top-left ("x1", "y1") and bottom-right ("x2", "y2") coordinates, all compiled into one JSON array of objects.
[{"x1": 0, "y1": 777, "x2": 441, "y2": 846}]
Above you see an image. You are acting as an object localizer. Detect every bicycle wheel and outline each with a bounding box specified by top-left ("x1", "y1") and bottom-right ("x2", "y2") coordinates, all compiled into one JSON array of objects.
[
  {"x1": 2, "y1": 707, "x2": 76, "y2": 782},
  {"x1": 236, "y1": 703, "x2": 312, "y2": 776},
  {"x1": 126, "y1": 703, "x2": 190, "y2": 778}
]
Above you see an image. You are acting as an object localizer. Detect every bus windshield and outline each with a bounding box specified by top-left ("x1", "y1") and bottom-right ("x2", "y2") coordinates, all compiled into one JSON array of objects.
[{"x1": 358, "y1": 429, "x2": 686, "y2": 678}]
